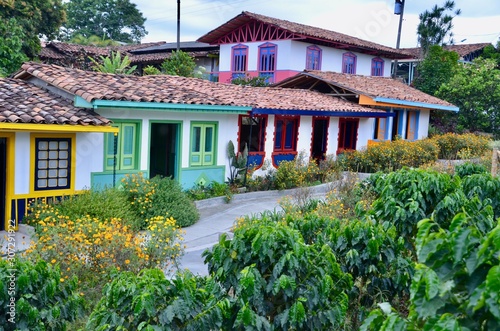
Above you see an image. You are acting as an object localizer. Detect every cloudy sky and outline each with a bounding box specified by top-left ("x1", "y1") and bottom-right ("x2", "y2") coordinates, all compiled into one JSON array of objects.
[{"x1": 131, "y1": 0, "x2": 500, "y2": 48}]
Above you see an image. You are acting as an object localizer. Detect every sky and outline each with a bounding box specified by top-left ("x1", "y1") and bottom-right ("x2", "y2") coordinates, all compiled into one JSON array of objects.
[{"x1": 131, "y1": 0, "x2": 500, "y2": 49}]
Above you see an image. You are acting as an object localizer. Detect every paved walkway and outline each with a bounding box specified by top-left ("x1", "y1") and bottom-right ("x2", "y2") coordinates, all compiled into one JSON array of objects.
[{"x1": 180, "y1": 184, "x2": 330, "y2": 275}]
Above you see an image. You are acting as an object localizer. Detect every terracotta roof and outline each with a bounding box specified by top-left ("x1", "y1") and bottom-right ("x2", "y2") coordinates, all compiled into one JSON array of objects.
[
  {"x1": 0, "y1": 78, "x2": 111, "y2": 126},
  {"x1": 198, "y1": 11, "x2": 411, "y2": 59},
  {"x1": 402, "y1": 43, "x2": 491, "y2": 59},
  {"x1": 275, "y1": 71, "x2": 456, "y2": 109},
  {"x1": 40, "y1": 41, "x2": 167, "y2": 60},
  {"x1": 17, "y1": 62, "x2": 383, "y2": 115}
]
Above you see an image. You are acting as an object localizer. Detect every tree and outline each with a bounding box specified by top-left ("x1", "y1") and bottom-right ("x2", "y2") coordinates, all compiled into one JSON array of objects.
[
  {"x1": 480, "y1": 41, "x2": 500, "y2": 68},
  {"x1": 437, "y1": 58, "x2": 500, "y2": 136},
  {"x1": 63, "y1": 0, "x2": 147, "y2": 44},
  {"x1": 161, "y1": 50, "x2": 197, "y2": 77},
  {"x1": 70, "y1": 34, "x2": 120, "y2": 47},
  {"x1": 0, "y1": 0, "x2": 66, "y2": 59},
  {"x1": 0, "y1": 18, "x2": 28, "y2": 76},
  {"x1": 89, "y1": 51, "x2": 137, "y2": 74},
  {"x1": 231, "y1": 73, "x2": 269, "y2": 87},
  {"x1": 417, "y1": 1, "x2": 461, "y2": 56}
]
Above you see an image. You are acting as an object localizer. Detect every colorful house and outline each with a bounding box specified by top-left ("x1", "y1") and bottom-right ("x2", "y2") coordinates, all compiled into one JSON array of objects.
[
  {"x1": 0, "y1": 78, "x2": 117, "y2": 230},
  {"x1": 197, "y1": 11, "x2": 410, "y2": 84},
  {"x1": 13, "y1": 62, "x2": 394, "y2": 190},
  {"x1": 274, "y1": 70, "x2": 458, "y2": 142}
]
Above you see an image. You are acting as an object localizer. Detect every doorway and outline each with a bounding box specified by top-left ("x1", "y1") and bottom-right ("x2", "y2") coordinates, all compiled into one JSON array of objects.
[
  {"x1": 337, "y1": 118, "x2": 359, "y2": 154},
  {"x1": 0, "y1": 138, "x2": 6, "y2": 231},
  {"x1": 149, "y1": 123, "x2": 179, "y2": 179},
  {"x1": 311, "y1": 117, "x2": 329, "y2": 162}
]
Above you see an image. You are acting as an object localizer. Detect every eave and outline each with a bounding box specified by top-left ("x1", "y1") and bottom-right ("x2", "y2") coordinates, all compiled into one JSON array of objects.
[
  {"x1": 251, "y1": 108, "x2": 394, "y2": 118},
  {"x1": 0, "y1": 123, "x2": 119, "y2": 133}
]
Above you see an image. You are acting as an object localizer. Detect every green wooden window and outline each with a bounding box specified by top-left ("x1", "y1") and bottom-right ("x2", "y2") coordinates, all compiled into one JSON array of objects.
[
  {"x1": 104, "y1": 122, "x2": 139, "y2": 171},
  {"x1": 190, "y1": 123, "x2": 216, "y2": 166}
]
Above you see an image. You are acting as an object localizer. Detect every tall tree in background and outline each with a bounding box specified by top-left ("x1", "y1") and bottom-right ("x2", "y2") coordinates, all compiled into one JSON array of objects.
[
  {"x1": 437, "y1": 58, "x2": 500, "y2": 137},
  {"x1": 63, "y1": 0, "x2": 147, "y2": 44},
  {"x1": 161, "y1": 51, "x2": 197, "y2": 77},
  {"x1": 0, "y1": 18, "x2": 29, "y2": 77},
  {"x1": 0, "y1": 0, "x2": 66, "y2": 59},
  {"x1": 417, "y1": 1, "x2": 461, "y2": 56}
]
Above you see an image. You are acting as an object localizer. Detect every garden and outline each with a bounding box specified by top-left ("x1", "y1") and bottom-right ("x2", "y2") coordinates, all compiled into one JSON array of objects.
[{"x1": 1, "y1": 133, "x2": 499, "y2": 330}]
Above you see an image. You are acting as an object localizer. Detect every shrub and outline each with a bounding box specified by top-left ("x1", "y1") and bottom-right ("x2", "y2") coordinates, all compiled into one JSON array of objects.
[
  {"x1": 455, "y1": 162, "x2": 488, "y2": 177},
  {"x1": 274, "y1": 154, "x2": 320, "y2": 190},
  {"x1": 0, "y1": 258, "x2": 84, "y2": 330},
  {"x1": 122, "y1": 173, "x2": 199, "y2": 228},
  {"x1": 431, "y1": 133, "x2": 491, "y2": 160},
  {"x1": 362, "y1": 197, "x2": 500, "y2": 330},
  {"x1": 203, "y1": 221, "x2": 352, "y2": 330},
  {"x1": 87, "y1": 269, "x2": 230, "y2": 331}
]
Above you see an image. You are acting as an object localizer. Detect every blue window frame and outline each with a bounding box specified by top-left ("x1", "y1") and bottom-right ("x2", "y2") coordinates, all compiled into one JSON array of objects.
[
  {"x1": 342, "y1": 52, "x2": 357, "y2": 74},
  {"x1": 232, "y1": 44, "x2": 248, "y2": 74},
  {"x1": 274, "y1": 116, "x2": 298, "y2": 152},
  {"x1": 306, "y1": 45, "x2": 322, "y2": 70},
  {"x1": 371, "y1": 58, "x2": 384, "y2": 76},
  {"x1": 259, "y1": 43, "x2": 277, "y2": 83}
]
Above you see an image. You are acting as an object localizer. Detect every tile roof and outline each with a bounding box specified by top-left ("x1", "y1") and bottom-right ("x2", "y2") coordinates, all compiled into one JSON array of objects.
[
  {"x1": 402, "y1": 43, "x2": 491, "y2": 59},
  {"x1": 0, "y1": 78, "x2": 112, "y2": 126},
  {"x1": 275, "y1": 71, "x2": 456, "y2": 108},
  {"x1": 198, "y1": 11, "x2": 411, "y2": 59},
  {"x1": 17, "y1": 62, "x2": 383, "y2": 115}
]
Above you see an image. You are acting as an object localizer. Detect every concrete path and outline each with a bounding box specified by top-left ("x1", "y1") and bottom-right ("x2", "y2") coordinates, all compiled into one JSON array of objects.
[{"x1": 179, "y1": 184, "x2": 331, "y2": 276}]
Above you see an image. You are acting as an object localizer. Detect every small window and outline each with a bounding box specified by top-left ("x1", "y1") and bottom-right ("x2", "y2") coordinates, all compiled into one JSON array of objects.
[
  {"x1": 238, "y1": 115, "x2": 267, "y2": 153},
  {"x1": 104, "y1": 122, "x2": 140, "y2": 171},
  {"x1": 274, "y1": 116, "x2": 299, "y2": 152},
  {"x1": 190, "y1": 123, "x2": 217, "y2": 166},
  {"x1": 371, "y1": 58, "x2": 384, "y2": 76},
  {"x1": 259, "y1": 43, "x2": 277, "y2": 83},
  {"x1": 342, "y1": 52, "x2": 357, "y2": 74},
  {"x1": 232, "y1": 44, "x2": 248, "y2": 79},
  {"x1": 306, "y1": 45, "x2": 322, "y2": 70},
  {"x1": 35, "y1": 138, "x2": 71, "y2": 191},
  {"x1": 338, "y1": 118, "x2": 359, "y2": 153}
]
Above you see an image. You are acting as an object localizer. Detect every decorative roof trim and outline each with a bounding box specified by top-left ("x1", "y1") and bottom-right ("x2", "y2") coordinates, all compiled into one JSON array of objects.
[
  {"x1": 251, "y1": 108, "x2": 394, "y2": 118},
  {"x1": 373, "y1": 97, "x2": 459, "y2": 112},
  {"x1": 0, "y1": 122, "x2": 119, "y2": 133}
]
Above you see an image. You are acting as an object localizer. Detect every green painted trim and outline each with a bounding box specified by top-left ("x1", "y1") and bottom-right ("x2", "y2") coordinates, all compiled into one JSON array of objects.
[
  {"x1": 148, "y1": 120, "x2": 183, "y2": 180},
  {"x1": 91, "y1": 170, "x2": 149, "y2": 189},
  {"x1": 90, "y1": 99, "x2": 250, "y2": 114},
  {"x1": 189, "y1": 121, "x2": 218, "y2": 167},
  {"x1": 181, "y1": 165, "x2": 226, "y2": 171},
  {"x1": 74, "y1": 96, "x2": 93, "y2": 108},
  {"x1": 103, "y1": 119, "x2": 142, "y2": 172}
]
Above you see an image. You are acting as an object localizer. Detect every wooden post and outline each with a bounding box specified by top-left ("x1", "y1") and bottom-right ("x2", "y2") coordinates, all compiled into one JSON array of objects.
[{"x1": 492, "y1": 148, "x2": 499, "y2": 177}]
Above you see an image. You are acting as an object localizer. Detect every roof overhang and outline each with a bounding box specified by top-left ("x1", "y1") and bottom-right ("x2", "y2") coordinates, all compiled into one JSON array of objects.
[
  {"x1": 251, "y1": 108, "x2": 394, "y2": 117},
  {"x1": 75, "y1": 97, "x2": 250, "y2": 114},
  {"x1": 370, "y1": 96, "x2": 459, "y2": 112},
  {"x1": 0, "y1": 123, "x2": 119, "y2": 133}
]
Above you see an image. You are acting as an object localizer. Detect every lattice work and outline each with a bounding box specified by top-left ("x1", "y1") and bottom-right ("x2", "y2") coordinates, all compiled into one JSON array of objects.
[{"x1": 216, "y1": 21, "x2": 304, "y2": 44}]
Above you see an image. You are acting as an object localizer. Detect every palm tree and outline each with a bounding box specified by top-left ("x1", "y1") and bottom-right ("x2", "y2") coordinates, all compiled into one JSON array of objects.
[{"x1": 89, "y1": 51, "x2": 137, "y2": 75}]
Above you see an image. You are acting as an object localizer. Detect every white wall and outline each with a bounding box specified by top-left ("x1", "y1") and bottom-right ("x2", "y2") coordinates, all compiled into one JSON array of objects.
[
  {"x1": 220, "y1": 40, "x2": 392, "y2": 76},
  {"x1": 14, "y1": 132, "x2": 30, "y2": 195},
  {"x1": 418, "y1": 109, "x2": 430, "y2": 139},
  {"x1": 75, "y1": 132, "x2": 104, "y2": 190}
]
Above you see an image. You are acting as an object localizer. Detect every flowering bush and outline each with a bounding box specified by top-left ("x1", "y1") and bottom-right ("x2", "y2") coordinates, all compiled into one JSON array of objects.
[{"x1": 430, "y1": 132, "x2": 491, "y2": 160}]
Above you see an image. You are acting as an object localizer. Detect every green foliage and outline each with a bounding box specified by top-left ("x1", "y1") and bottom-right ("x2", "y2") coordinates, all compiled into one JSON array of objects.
[
  {"x1": 461, "y1": 173, "x2": 500, "y2": 219},
  {"x1": 274, "y1": 154, "x2": 320, "y2": 190},
  {"x1": 89, "y1": 51, "x2": 137, "y2": 75},
  {"x1": 1, "y1": 0, "x2": 66, "y2": 59},
  {"x1": 0, "y1": 258, "x2": 84, "y2": 330},
  {"x1": 227, "y1": 140, "x2": 248, "y2": 184},
  {"x1": 480, "y1": 42, "x2": 500, "y2": 67},
  {"x1": 362, "y1": 198, "x2": 500, "y2": 330},
  {"x1": 142, "y1": 65, "x2": 161, "y2": 75},
  {"x1": 0, "y1": 18, "x2": 29, "y2": 76},
  {"x1": 437, "y1": 58, "x2": 500, "y2": 137},
  {"x1": 417, "y1": 1, "x2": 461, "y2": 55},
  {"x1": 186, "y1": 181, "x2": 235, "y2": 201},
  {"x1": 121, "y1": 174, "x2": 200, "y2": 227},
  {"x1": 87, "y1": 269, "x2": 231, "y2": 331},
  {"x1": 204, "y1": 222, "x2": 352, "y2": 330},
  {"x1": 231, "y1": 73, "x2": 269, "y2": 86},
  {"x1": 370, "y1": 168, "x2": 462, "y2": 242},
  {"x1": 161, "y1": 50, "x2": 197, "y2": 77},
  {"x1": 62, "y1": 0, "x2": 147, "y2": 43},
  {"x1": 413, "y1": 45, "x2": 460, "y2": 96},
  {"x1": 69, "y1": 34, "x2": 119, "y2": 47},
  {"x1": 432, "y1": 132, "x2": 492, "y2": 159},
  {"x1": 455, "y1": 162, "x2": 488, "y2": 177}
]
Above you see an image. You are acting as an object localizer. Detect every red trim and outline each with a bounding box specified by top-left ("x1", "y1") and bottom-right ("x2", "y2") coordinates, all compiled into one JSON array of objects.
[
  {"x1": 273, "y1": 115, "x2": 300, "y2": 152},
  {"x1": 214, "y1": 20, "x2": 303, "y2": 44},
  {"x1": 271, "y1": 151, "x2": 298, "y2": 168},
  {"x1": 337, "y1": 118, "x2": 359, "y2": 154},
  {"x1": 248, "y1": 151, "x2": 265, "y2": 170}
]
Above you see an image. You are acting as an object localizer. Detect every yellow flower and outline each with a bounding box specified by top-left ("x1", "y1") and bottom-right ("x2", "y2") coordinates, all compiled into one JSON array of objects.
[
  {"x1": 51, "y1": 259, "x2": 56, "y2": 264},
  {"x1": 125, "y1": 259, "x2": 130, "y2": 264}
]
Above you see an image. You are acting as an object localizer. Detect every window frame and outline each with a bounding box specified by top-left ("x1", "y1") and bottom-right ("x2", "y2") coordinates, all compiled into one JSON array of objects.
[
  {"x1": 231, "y1": 44, "x2": 248, "y2": 79},
  {"x1": 258, "y1": 42, "x2": 277, "y2": 83},
  {"x1": 190, "y1": 122, "x2": 217, "y2": 167},
  {"x1": 405, "y1": 110, "x2": 420, "y2": 141},
  {"x1": 342, "y1": 52, "x2": 357, "y2": 74},
  {"x1": 371, "y1": 57, "x2": 384, "y2": 76},
  {"x1": 373, "y1": 117, "x2": 389, "y2": 140},
  {"x1": 238, "y1": 115, "x2": 268, "y2": 153},
  {"x1": 273, "y1": 116, "x2": 299, "y2": 153},
  {"x1": 104, "y1": 121, "x2": 141, "y2": 172},
  {"x1": 306, "y1": 45, "x2": 322, "y2": 70}
]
